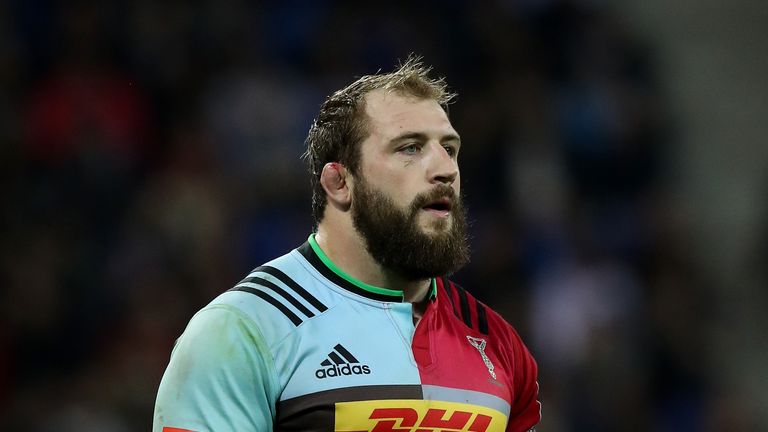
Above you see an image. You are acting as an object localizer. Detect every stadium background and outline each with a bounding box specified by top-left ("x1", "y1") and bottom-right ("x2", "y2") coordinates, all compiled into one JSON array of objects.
[{"x1": 1, "y1": 1, "x2": 766, "y2": 430}]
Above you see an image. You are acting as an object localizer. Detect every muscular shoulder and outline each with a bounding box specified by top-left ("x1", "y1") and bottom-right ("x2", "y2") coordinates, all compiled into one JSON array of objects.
[
  {"x1": 206, "y1": 249, "x2": 335, "y2": 348},
  {"x1": 439, "y1": 277, "x2": 524, "y2": 341},
  {"x1": 439, "y1": 277, "x2": 537, "y2": 377},
  {"x1": 439, "y1": 278, "x2": 541, "y2": 430}
]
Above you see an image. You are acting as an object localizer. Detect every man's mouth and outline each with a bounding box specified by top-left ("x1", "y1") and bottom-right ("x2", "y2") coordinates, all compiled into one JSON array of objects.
[{"x1": 422, "y1": 197, "x2": 453, "y2": 217}]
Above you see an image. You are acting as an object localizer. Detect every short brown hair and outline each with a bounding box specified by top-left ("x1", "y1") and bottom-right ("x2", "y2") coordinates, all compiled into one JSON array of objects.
[{"x1": 304, "y1": 55, "x2": 456, "y2": 228}]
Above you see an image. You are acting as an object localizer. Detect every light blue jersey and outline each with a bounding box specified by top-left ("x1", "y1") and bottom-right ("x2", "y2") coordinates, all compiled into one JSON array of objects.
[{"x1": 153, "y1": 235, "x2": 540, "y2": 431}]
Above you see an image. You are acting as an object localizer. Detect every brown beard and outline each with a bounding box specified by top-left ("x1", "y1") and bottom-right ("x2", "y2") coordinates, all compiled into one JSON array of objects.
[{"x1": 351, "y1": 175, "x2": 470, "y2": 281}]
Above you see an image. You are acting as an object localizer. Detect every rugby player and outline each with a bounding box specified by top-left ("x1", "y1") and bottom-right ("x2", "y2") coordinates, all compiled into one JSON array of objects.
[{"x1": 153, "y1": 56, "x2": 541, "y2": 432}]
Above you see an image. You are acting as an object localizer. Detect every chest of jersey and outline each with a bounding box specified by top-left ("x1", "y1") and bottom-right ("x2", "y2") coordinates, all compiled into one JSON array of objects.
[{"x1": 274, "y1": 293, "x2": 512, "y2": 431}]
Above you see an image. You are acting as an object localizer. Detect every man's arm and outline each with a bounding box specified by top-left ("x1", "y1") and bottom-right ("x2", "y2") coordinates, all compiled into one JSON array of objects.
[
  {"x1": 153, "y1": 305, "x2": 280, "y2": 431},
  {"x1": 505, "y1": 328, "x2": 541, "y2": 432}
]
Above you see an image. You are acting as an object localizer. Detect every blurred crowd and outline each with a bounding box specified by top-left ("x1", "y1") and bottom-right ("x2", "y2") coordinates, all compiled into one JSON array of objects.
[{"x1": 0, "y1": 1, "x2": 756, "y2": 430}]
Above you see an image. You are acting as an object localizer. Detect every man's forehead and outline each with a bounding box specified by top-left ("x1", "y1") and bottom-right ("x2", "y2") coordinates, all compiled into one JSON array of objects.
[{"x1": 362, "y1": 89, "x2": 454, "y2": 135}]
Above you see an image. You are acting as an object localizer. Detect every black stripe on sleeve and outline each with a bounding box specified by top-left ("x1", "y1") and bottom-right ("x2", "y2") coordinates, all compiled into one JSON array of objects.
[
  {"x1": 454, "y1": 282, "x2": 473, "y2": 329},
  {"x1": 229, "y1": 286, "x2": 303, "y2": 326},
  {"x1": 256, "y1": 265, "x2": 328, "y2": 312},
  {"x1": 441, "y1": 277, "x2": 459, "y2": 318},
  {"x1": 239, "y1": 276, "x2": 315, "y2": 319},
  {"x1": 476, "y1": 301, "x2": 489, "y2": 335},
  {"x1": 334, "y1": 344, "x2": 359, "y2": 363}
]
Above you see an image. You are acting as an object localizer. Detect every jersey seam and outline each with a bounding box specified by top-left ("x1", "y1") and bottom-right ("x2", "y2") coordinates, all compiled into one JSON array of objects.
[
  {"x1": 383, "y1": 305, "x2": 418, "y2": 367},
  {"x1": 416, "y1": 302, "x2": 440, "y2": 373}
]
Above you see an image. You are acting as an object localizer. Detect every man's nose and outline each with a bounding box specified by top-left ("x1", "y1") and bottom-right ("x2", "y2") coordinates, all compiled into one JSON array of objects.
[{"x1": 427, "y1": 142, "x2": 458, "y2": 185}]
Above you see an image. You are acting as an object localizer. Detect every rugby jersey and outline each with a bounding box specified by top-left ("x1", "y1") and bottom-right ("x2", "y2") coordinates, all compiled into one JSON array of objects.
[{"x1": 153, "y1": 234, "x2": 541, "y2": 431}]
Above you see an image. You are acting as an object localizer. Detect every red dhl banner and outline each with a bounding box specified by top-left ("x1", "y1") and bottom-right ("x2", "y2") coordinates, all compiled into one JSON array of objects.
[{"x1": 334, "y1": 399, "x2": 507, "y2": 432}]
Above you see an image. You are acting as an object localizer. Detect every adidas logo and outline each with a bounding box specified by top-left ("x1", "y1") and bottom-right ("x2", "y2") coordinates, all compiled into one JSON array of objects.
[{"x1": 315, "y1": 344, "x2": 371, "y2": 379}]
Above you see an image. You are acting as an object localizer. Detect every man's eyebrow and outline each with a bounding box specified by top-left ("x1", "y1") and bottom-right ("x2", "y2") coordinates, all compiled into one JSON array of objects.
[
  {"x1": 390, "y1": 131, "x2": 462, "y2": 145},
  {"x1": 390, "y1": 132, "x2": 427, "y2": 143}
]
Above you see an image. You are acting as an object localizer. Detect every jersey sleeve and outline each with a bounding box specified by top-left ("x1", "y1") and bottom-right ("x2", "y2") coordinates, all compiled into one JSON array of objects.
[
  {"x1": 153, "y1": 304, "x2": 280, "y2": 431},
  {"x1": 505, "y1": 327, "x2": 541, "y2": 432}
]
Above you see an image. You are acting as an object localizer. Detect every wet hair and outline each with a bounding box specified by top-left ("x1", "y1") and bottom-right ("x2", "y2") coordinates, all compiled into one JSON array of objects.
[{"x1": 303, "y1": 54, "x2": 456, "y2": 228}]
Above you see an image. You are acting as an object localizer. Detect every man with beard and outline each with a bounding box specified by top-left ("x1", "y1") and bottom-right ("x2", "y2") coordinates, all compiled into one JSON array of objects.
[{"x1": 153, "y1": 57, "x2": 541, "y2": 432}]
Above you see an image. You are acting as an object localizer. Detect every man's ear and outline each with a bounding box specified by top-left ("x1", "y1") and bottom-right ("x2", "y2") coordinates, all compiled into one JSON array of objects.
[{"x1": 320, "y1": 162, "x2": 352, "y2": 210}]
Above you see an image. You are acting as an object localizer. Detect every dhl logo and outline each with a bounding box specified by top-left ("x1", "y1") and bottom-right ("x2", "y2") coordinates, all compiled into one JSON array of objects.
[{"x1": 335, "y1": 399, "x2": 507, "y2": 432}]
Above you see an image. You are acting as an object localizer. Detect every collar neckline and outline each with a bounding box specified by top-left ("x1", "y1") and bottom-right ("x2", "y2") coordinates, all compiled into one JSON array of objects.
[{"x1": 299, "y1": 233, "x2": 436, "y2": 303}]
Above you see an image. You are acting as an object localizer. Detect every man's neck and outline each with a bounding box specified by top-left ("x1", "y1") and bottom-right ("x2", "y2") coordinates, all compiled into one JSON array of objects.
[{"x1": 314, "y1": 226, "x2": 431, "y2": 303}]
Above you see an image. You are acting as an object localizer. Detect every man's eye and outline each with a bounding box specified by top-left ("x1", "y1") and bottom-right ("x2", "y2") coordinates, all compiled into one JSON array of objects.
[
  {"x1": 400, "y1": 144, "x2": 420, "y2": 154},
  {"x1": 443, "y1": 145, "x2": 457, "y2": 157}
]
